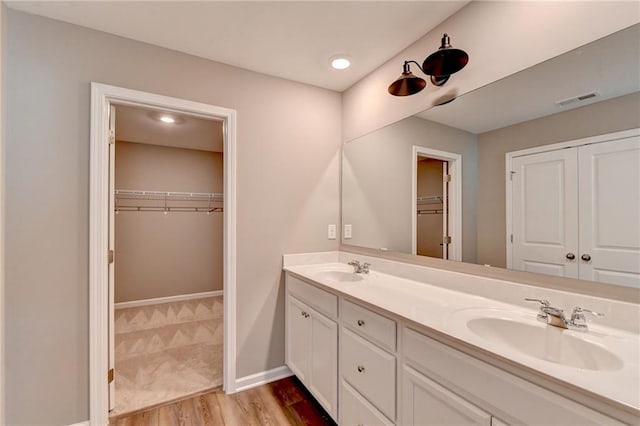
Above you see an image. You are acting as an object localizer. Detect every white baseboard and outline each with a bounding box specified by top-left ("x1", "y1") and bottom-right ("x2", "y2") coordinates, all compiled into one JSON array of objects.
[
  {"x1": 114, "y1": 290, "x2": 223, "y2": 309},
  {"x1": 234, "y1": 365, "x2": 293, "y2": 393},
  {"x1": 68, "y1": 421, "x2": 90, "y2": 426}
]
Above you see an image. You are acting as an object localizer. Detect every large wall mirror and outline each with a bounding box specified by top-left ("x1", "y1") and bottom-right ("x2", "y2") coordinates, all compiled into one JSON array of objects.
[{"x1": 342, "y1": 24, "x2": 640, "y2": 288}]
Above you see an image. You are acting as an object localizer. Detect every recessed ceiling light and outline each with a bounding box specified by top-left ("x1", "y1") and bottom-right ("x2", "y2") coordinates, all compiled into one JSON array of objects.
[
  {"x1": 330, "y1": 56, "x2": 351, "y2": 70},
  {"x1": 160, "y1": 116, "x2": 176, "y2": 124}
]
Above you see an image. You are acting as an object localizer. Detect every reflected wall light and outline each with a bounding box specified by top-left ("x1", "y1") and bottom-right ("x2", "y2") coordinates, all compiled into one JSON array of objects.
[{"x1": 388, "y1": 33, "x2": 469, "y2": 96}]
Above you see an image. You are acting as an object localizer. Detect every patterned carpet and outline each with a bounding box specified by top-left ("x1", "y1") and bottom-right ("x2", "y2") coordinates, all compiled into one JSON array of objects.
[{"x1": 112, "y1": 296, "x2": 223, "y2": 416}]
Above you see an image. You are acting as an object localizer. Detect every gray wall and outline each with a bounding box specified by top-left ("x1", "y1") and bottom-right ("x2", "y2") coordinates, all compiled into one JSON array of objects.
[
  {"x1": 342, "y1": 116, "x2": 477, "y2": 262},
  {"x1": 115, "y1": 142, "x2": 224, "y2": 303},
  {"x1": 476, "y1": 92, "x2": 640, "y2": 268},
  {"x1": 0, "y1": 4, "x2": 6, "y2": 424},
  {"x1": 5, "y1": 10, "x2": 340, "y2": 425}
]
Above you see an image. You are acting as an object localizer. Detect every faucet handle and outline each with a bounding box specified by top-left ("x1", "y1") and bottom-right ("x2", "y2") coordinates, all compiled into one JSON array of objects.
[
  {"x1": 361, "y1": 262, "x2": 371, "y2": 273},
  {"x1": 571, "y1": 307, "x2": 604, "y2": 320},
  {"x1": 525, "y1": 298, "x2": 550, "y2": 307},
  {"x1": 570, "y1": 307, "x2": 604, "y2": 331},
  {"x1": 525, "y1": 298, "x2": 551, "y2": 322}
]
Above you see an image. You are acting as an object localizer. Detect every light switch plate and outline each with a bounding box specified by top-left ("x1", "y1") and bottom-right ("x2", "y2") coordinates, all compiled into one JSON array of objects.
[
  {"x1": 344, "y1": 224, "x2": 352, "y2": 239},
  {"x1": 328, "y1": 224, "x2": 336, "y2": 240}
]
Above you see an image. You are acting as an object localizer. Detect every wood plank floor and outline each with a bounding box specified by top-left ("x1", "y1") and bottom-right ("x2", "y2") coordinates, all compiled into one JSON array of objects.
[{"x1": 110, "y1": 376, "x2": 337, "y2": 426}]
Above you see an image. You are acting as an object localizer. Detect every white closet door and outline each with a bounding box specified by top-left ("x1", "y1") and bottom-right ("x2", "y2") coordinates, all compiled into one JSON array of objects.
[
  {"x1": 578, "y1": 136, "x2": 640, "y2": 287},
  {"x1": 512, "y1": 149, "x2": 579, "y2": 278}
]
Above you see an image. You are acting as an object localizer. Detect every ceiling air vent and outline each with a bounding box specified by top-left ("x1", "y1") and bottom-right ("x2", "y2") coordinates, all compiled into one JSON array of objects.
[{"x1": 555, "y1": 92, "x2": 600, "y2": 107}]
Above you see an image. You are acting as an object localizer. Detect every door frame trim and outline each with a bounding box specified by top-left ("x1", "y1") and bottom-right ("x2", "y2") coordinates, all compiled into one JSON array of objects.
[
  {"x1": 411, "y1": 146, "x2": 462, "y2": 261},
  {"x1": 505, "y1": 128, "x2": 639, "y2": 269},
  {"x1": 89, "y1": 83, "x2": 237, "y2": 425}
]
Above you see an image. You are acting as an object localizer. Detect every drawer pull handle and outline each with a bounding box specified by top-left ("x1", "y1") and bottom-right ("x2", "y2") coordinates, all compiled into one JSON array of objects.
[
  {"x1": 357, "y1": 319, "x2": 365, "y2": 327},
  {"x1": 357, "y1": 365, "x2": 365, "y2": 373}
]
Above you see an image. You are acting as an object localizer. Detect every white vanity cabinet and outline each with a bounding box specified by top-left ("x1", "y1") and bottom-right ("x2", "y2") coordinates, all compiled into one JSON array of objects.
[
  {"x1": 285, "y1": 275, "x2": 338, "y2": 420},
  {"x1": 284, "y1": 270, "x2": 628, "y2": 425}
]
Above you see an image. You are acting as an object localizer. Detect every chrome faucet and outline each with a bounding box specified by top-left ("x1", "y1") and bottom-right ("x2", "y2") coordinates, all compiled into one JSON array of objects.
[
  {"x1": 348, "y1": 260, "x2": 370, "y2": 274},
  {"x1": 525, "y1": 298, "x2": 604, "y2": 332}
]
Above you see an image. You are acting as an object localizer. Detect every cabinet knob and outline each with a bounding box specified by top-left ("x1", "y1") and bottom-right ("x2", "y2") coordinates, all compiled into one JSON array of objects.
[
  {"x1": 581, "y1": 254, "x2": 591, "y2": 262},
  {"x1": 357, "y1": 319, "x2": 365, "y2": 327},
  {"x1": 565, "y1": 252, "x2": 575, "y2": 260},
  {"x1": 357, "y1": 365, "x2": 365, "y2": 373}
]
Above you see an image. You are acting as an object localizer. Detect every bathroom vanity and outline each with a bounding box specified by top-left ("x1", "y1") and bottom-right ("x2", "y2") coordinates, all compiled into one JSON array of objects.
[{"x1": 283, "y1": 252, "x2": 639, "y2": 425}]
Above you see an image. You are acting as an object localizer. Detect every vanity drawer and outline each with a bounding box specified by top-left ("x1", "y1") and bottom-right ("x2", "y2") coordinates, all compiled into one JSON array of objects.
[
  {"x1": 341, "y1": 327, "x2": 396, "y2": 421},
  {"x1": 342, "y1": 299, "x2": 396, "y2": 351},
  {"x1": 340, "y1": 380, "x2": 394, "y2": 426},
  {"x1": 286, "y1": 274, "x2": 337, "y2": 319}
]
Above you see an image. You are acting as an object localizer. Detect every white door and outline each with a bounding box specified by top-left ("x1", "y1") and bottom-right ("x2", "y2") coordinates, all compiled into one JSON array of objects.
[
  {"x1": 442, "y1": 161, "x2": 449, "y2": 259},
  {"x1": 108, "y1": 105, "x2": 116, "y2": 410},
  {"x1": 402, "y1": 365, "x2": 492, "y2": 425},
  {"x1": 578, "y1": 136, "x2": 640, "y2": 286},
  {"x1": 511, "y1": 149, "x2": 579, "y2": 277}
]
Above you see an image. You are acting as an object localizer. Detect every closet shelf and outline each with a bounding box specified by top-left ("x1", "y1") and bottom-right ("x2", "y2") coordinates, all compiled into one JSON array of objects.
[
  {"x1": 417, "y1": 195, "x2": 445, "y2": 205},
  {"x1": 115, "y1": 189, "x2": 224, "y2": 213},
  {"x1": 417, "y1": 209, "x2": 444, "y2": 215},
  {"x1": 115, "y1": 189, "x2": 223, "y2": 202}
]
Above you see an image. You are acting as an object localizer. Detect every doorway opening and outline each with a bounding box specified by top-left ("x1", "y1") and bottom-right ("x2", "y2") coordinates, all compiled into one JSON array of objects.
[
  {"x1": 109, "y1": 104, "x2": 225, "y2": 416},
  {"x1": 412, "y1": 146, "x2": 462, "y2": 261},
  {"x1": 90, "y1": 83, "x2": 237, "y2": 426}
]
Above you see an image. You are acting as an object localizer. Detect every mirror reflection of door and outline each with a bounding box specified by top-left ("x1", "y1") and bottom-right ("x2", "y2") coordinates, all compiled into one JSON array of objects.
[{"x1": 416, "y1": 156, "x2": 448, "y2": 259}]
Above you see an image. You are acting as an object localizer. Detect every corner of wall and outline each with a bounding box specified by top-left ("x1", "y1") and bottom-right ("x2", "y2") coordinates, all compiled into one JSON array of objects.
[{"x1": 0, "y1": 2, "x2": 6, "y2": 423}]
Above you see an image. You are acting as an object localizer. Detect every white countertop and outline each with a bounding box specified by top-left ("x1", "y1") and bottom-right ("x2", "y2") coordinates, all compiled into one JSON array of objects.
[{"x1": 284, "y1": 261, "x2": 640, "y2": 414}]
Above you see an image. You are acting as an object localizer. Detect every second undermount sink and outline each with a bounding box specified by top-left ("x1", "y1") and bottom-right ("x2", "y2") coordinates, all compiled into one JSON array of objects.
[
  {"x1": 462, "y1": 314, "x2": 623, "y2": 371},
  {"x1": 313, "y1": 270, "x2": 365, "y2": 283}
]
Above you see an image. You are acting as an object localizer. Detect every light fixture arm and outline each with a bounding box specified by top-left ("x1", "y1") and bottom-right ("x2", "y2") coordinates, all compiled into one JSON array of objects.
[
  {"x1": 401, "y1": 59, "x2": 449, "y2": 87},
  {"x1": 403, "y1": 60, "x2": 426, "y2": 75}
]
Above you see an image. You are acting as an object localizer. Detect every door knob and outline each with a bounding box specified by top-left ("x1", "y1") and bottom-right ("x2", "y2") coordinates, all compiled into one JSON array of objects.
[
  {"x1": 581, "y1": 254, "x2": 591, "y2": 262},
  {"x1": 565, "y1": 253, "x2": 575, "y2": 260}
]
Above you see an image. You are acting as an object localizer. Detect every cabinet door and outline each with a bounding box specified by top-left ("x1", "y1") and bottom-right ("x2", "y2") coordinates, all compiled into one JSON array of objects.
[
  {"x1": 511, "y1": 149, "x2": 579, "y2": 278},
  {"x1": 309, "y1": 308, "x2": 338, "y2": 419},
  {"x1": 578, "y1": 136, "x2": 640, "y2": 286},
  {"x1": 286, "y1": 296, "x2": 311, "y2": 384},
  {"x1": 402, "y1": 365, "x2": 492, "y2": 426}
]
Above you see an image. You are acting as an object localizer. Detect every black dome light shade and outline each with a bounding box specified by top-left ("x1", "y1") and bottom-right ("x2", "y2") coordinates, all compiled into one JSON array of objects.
[
  {"x1": 388, "y1": 61, "x2": 427, "y2": 96},
  {"x1": 422, "y1": 33, "x2": 469, "y2": 78}
]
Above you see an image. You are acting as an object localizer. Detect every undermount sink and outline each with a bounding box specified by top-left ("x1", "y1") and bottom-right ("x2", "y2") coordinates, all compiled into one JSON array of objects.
[
  {"x1": 313, "y1": 270, "x2": 365, "y2": 283},
  {"x1": 466, "y1": 316, "x2": 623, "y2": 371}
]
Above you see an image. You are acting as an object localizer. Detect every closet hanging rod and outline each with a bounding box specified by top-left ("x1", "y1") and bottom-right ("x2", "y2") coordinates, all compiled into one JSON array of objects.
[
  {"x1": 417, "y1": 209, "x2": 444, "y2": 215},
  {"x1": 115, "y1": 206, "x2": 223, "y2": 213}
]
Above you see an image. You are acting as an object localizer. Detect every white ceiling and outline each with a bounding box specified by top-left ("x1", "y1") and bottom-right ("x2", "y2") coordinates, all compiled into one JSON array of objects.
[
  {"x1": 115, "y1": 104, "x2": 224, "y2": 152},
  {"x1": 6, "y1": 1, "x2": 469, "y2": 92}
]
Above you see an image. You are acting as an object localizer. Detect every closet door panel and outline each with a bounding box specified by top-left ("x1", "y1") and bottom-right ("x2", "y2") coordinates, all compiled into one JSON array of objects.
[
  {"x1": 578, "y1": 136, "x2": 640, "y2": 287},
  {"x1": 511, "y1": 149, "x2": 579, "y2": 278}
]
